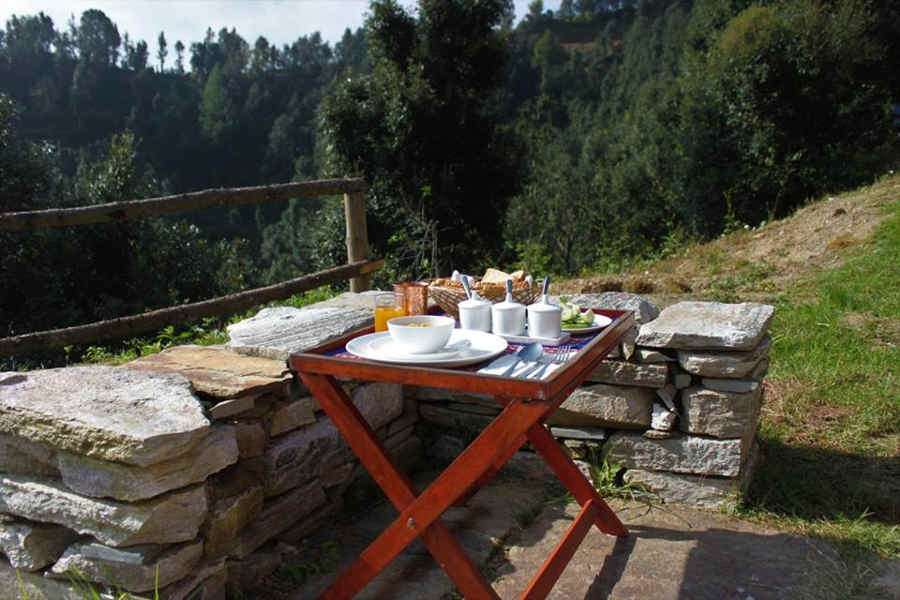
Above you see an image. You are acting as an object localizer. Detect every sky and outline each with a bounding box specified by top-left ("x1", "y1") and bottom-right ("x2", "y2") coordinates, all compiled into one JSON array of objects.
[{"x1": 3, "y1": 0, "x2": 561, "y2": 50}]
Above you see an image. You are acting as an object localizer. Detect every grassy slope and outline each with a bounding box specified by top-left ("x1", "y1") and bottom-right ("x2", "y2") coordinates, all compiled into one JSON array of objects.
[
  {"x1": 735, "y1": 189, "x2": 900, "y2": 599},
  {"x1": 564, "y1": 173, "x2": 899, "y2": 595},
  {"x1": 744, "y1": 189, "x2": 899, "y2": 557}
]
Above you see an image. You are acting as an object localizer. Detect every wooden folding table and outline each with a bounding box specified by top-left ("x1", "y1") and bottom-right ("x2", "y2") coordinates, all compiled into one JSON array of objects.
[{"x1": 287, "y1": 309, "x2": 634, "y2": 599}]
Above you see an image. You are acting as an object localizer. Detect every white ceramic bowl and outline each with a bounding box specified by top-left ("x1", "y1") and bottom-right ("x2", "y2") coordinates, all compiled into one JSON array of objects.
[{"x1": 387, "y1": 315, "x2": 455, "y2": 354}]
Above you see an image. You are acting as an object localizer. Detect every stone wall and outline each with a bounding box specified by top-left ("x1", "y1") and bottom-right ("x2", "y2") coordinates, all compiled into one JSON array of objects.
[
  {"x1": 0, "y1": 292, "x2": 773, "y2": 598},
  {"x1": 0, "y1": 295, "x2": 422, "y2": 599},
  {"x1": 414, "y1": 294, "x2": 774, "y2": 509}
]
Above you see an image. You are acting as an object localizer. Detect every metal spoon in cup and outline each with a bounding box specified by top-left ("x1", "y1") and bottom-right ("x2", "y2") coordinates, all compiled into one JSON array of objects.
[{"x1": 461, "y1": 275, "x2": 473, "y2": 300}]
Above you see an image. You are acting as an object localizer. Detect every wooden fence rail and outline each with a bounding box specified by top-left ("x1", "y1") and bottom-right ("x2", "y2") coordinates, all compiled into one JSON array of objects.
[
  {"x1": 0, "y1": 259, "x2": 383, "y2": 357},
  {"x1": 0, "y1": 177, "x2": 380, "y2": 357},
  {"x1": 0, "y1": 178, "x2": 367, "y2": 231}
]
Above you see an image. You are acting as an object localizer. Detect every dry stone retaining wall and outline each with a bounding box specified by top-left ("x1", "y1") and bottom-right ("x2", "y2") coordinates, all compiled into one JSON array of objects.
[
  {"x1": 0, "y1": 291, "x2": 772, "y2": 598},
  {"x1": 415, "y1": 294, "x2": 773, "y2": 509},
  {"x1": 0, "y1": 293, "x2": 422, "y2": 599}
]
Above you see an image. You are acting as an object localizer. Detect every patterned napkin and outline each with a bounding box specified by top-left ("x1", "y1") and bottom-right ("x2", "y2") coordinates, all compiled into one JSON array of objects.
[{"x1": 477, "y1": 353, "x2": 563, "y2": 379}]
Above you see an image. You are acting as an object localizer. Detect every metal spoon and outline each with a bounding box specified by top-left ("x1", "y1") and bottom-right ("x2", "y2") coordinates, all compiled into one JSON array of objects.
[
  {"x1": 461, "y1": 275, "x2": 473, "y2": 300},
  {"x1": 503, "y1": 341, "x2": 543, "y2": 377}
]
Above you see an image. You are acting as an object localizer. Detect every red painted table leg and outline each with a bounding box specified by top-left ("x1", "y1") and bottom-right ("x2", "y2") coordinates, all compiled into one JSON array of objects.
[
  {"x1": 521, "y1": 499, "x2": 600, "y2": 600},
  {"x1": 455, "y1": 429, "x2": 527, "y2": 506},
  {"x1": 303, "y1": 374, "x2": 551, "y2": 599}
]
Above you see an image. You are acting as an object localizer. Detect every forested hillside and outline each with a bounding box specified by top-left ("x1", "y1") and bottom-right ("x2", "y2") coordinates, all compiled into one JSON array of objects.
[{"x1": 2, "y1": 0, "x2": 898, "y2": 362}]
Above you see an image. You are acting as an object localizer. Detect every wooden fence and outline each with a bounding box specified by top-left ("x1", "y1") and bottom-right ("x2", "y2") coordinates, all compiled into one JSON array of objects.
[{"x1": 0, "y1": 178, "x2": 382, "y2": 357}]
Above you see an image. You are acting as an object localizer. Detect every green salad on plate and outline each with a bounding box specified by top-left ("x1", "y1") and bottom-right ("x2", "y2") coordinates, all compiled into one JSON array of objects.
[{"x1": 559, "y1": 297, "x2": 596, "y2": 329}]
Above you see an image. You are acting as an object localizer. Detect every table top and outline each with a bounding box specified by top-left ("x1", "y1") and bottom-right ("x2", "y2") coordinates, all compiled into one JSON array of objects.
[{"x1": 288, "y1": 309, "x2": 634, "y2": 402}]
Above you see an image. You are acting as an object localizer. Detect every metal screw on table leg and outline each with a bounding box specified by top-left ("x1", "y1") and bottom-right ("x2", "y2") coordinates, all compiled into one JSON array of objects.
[{"x1": 407, "y1": 517, "x2": 416, "y2": 530}]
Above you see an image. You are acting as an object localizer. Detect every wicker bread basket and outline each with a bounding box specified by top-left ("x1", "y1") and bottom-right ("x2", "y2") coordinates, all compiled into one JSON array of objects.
[{"x1": 428, "y1": 279, "x2": 537, "y2": 320}]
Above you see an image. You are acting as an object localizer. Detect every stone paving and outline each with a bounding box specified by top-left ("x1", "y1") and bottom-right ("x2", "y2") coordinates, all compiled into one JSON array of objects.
[
  {"x1": 492, "y1": 500, "x2": 826, "y2": 600},
  {"x1": 271, "y1": 462, "x2": 871, "y2": 600},
  {"x1": 275, "y1": 467, "x2": 554, "y2": 600}
]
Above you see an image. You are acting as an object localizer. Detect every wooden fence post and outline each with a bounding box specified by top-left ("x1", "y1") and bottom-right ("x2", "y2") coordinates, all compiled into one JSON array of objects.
[{"x1": 344, "y1": 191, "x2": 370, "y2": 292}]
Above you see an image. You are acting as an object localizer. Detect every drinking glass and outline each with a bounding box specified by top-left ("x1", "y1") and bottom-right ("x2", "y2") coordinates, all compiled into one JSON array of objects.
[
  {"x1": 374, "y1": 293, "x2": 405, "y2": 332},
  {"x1": 394, "y1": 282, "x2": 429, "y2": 316}
]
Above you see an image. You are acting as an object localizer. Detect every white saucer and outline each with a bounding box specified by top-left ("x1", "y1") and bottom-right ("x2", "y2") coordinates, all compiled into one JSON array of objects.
[
  {"x1": 346, "y1": 330, "x2": 509, "y2": 367},
  {"x1": 561, "y1": 313, "x2": 613, "y2": 334}
]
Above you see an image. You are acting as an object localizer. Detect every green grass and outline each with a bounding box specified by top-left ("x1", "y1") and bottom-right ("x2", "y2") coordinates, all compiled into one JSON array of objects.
[
  {"x1": 707, "y1": 260, "x2": 778, "y2": 302},
  {"x1": 739, "y1": 192, "x2": 900, "y2": 563},
  {"x1": 13, "y1": 566, "x2": 164, "y2": 600}
]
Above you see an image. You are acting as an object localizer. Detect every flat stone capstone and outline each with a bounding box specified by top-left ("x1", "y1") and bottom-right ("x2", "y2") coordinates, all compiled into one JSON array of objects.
[
  {"x1": 636, "y1": 301, "x2": 774, "y2": 350},
  {"x1": 0, "y1": 366, "x2": 208, "y2": 467},
  {"x1": 226, "y1": 305, "x2": 373, "y2": 360},
  {"x1": 126, "y1": 344, "x2": 291, "y2": 399}
]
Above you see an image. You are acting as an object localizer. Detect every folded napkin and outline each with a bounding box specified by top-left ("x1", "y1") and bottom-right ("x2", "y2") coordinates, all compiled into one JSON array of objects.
[{"x1": 477, "y1": 353, "x2": 563, "y2": 380}]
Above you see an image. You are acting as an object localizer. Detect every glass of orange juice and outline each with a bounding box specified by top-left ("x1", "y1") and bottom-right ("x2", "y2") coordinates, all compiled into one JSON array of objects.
[{"x1": 374, "y1": 293, "x2": 406, "y2": 332}]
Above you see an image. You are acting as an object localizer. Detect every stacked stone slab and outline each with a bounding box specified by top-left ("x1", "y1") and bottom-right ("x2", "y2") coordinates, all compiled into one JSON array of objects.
[
  {"x1": 551, "y1": 294, "x2": 669, "y2": 473},
  {"x1": 0, "y1": 366, "x2": 226, "y2": 599},
  {"x1": 0, "y1": 294, "x2": 420, "y2": 600},
  {"x1": 413, "y1": 294, "x2": 774, "y2": 509},
  {"x1": 608, "y1": 300, "x2": 773, "y2": 507}
]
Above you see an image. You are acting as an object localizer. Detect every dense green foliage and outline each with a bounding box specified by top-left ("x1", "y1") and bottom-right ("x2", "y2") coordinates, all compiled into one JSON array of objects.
[
  {"x1": 505, "y1": 0, "x2": 899, "y2": 273},
  {"x1": 0, "y1": 12, "x2": 362, "y2": 364},
  {"x1": 0, "y1": 113, "x2": 247, "y2": 343},
  {"x1": 1, "y1": 0, "x2": 898, "y2": 362},
  {"x1": 320, "y1": 0, "x2": 524, "y2": 279}
]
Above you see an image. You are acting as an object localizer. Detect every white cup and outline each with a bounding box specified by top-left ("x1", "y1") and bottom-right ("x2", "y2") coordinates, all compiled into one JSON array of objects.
[
  {"x1": 458, "y1": 298, "x2": 492, "y2": 332},
  {"x1": 492, "y1": 298, "x2": 526, "y2": 336},
  {"x1": 527, "y1": 296, "x2": 562, "y2": 340}
]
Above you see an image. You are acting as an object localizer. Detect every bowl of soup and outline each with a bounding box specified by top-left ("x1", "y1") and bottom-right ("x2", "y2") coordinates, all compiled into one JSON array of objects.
[{"x1": 387, "y1": 315, "x2": 455, "y2": 354}]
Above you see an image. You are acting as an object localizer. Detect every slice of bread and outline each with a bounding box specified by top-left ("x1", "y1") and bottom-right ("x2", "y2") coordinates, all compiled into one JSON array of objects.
[{"x1": 481, "y1": 267, "x2": 511, "y2": 284}]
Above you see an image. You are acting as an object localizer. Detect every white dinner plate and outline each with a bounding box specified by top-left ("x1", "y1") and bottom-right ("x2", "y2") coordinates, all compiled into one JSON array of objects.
[
  {"x1": 560, "y1": 313, "x2": 613, "y2": 334},
  {"x1": 346, "y1": 329, "x2": 509, "y2": 367}
]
